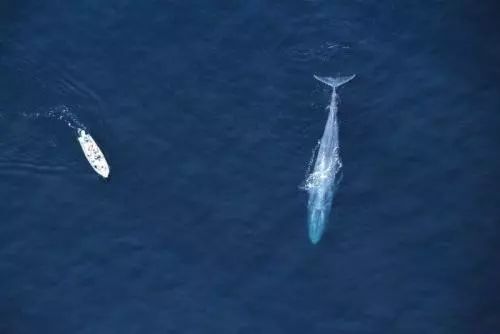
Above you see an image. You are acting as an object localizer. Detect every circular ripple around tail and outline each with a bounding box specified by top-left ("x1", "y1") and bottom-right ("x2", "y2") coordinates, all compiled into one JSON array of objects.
[{"x1": 287, "y1": 42, "x2": 351, "y2": 63}]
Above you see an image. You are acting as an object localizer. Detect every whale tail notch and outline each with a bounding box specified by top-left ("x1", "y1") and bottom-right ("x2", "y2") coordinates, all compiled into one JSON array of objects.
[{"x1": 314, "y1": 74, "x2": 356, "y2": 89}]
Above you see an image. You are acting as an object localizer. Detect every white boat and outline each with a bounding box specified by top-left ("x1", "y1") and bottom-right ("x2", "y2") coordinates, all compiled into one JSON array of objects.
[{"x1": 77, "y1": 129, "x2": 110, "y2": 178}]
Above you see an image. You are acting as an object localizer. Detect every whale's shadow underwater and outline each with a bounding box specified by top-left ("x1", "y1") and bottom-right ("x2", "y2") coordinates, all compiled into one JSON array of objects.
[{"x1": 302, "y1": 74, "x2": 355, "y2": 244}]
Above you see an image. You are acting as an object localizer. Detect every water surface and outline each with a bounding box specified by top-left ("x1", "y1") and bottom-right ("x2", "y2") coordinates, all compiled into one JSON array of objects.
[{"x1": 1, "y1": 1, "x2": 500, "y2": 333}]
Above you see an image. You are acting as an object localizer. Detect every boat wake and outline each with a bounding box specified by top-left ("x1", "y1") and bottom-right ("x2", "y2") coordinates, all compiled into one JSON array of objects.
[
  {"x1": 20, "y1": 105, "x2": 109, "y2": 178},
  {"x1": 22, "y1": 105, "x2": 87, "y2": 132},
  {"x1": 0, "y1": 158, "x2": 69, "y2": 176}
]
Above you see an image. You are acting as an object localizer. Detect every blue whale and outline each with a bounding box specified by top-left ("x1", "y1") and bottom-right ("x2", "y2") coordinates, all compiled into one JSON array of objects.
[{"x1": 303, "y1": 74, "x2": 355, "y2": 244}]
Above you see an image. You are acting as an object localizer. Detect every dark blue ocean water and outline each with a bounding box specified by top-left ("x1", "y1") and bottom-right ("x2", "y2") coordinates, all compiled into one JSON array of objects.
[{"x1": 1, "y1": 1, "x2": 500, "y2": 333}]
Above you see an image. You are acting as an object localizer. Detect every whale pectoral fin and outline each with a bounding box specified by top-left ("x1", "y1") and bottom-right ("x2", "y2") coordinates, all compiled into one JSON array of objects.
[{"x1": 334, "y1": 169, "x2": 344, "y2": 188}]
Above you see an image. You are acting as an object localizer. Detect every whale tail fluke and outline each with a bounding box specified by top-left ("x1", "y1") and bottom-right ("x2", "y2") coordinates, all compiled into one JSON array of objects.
[{"x1": 314, "y1": 74, "x2": 355, "y2": 89}]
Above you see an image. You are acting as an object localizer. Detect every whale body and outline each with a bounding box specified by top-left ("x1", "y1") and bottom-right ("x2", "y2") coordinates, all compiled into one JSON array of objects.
[
  {"x1": 77, "y1": 129, "x2": 110, "y2": 178},
  {"x1": 303, "y1": 74, "x2": 355, "y2": 244}
]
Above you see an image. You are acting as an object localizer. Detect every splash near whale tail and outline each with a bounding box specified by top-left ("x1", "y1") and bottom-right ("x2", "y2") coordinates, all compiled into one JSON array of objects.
[{"x1": 314, "y1": 74, "x2": 355, "y2": 89}]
